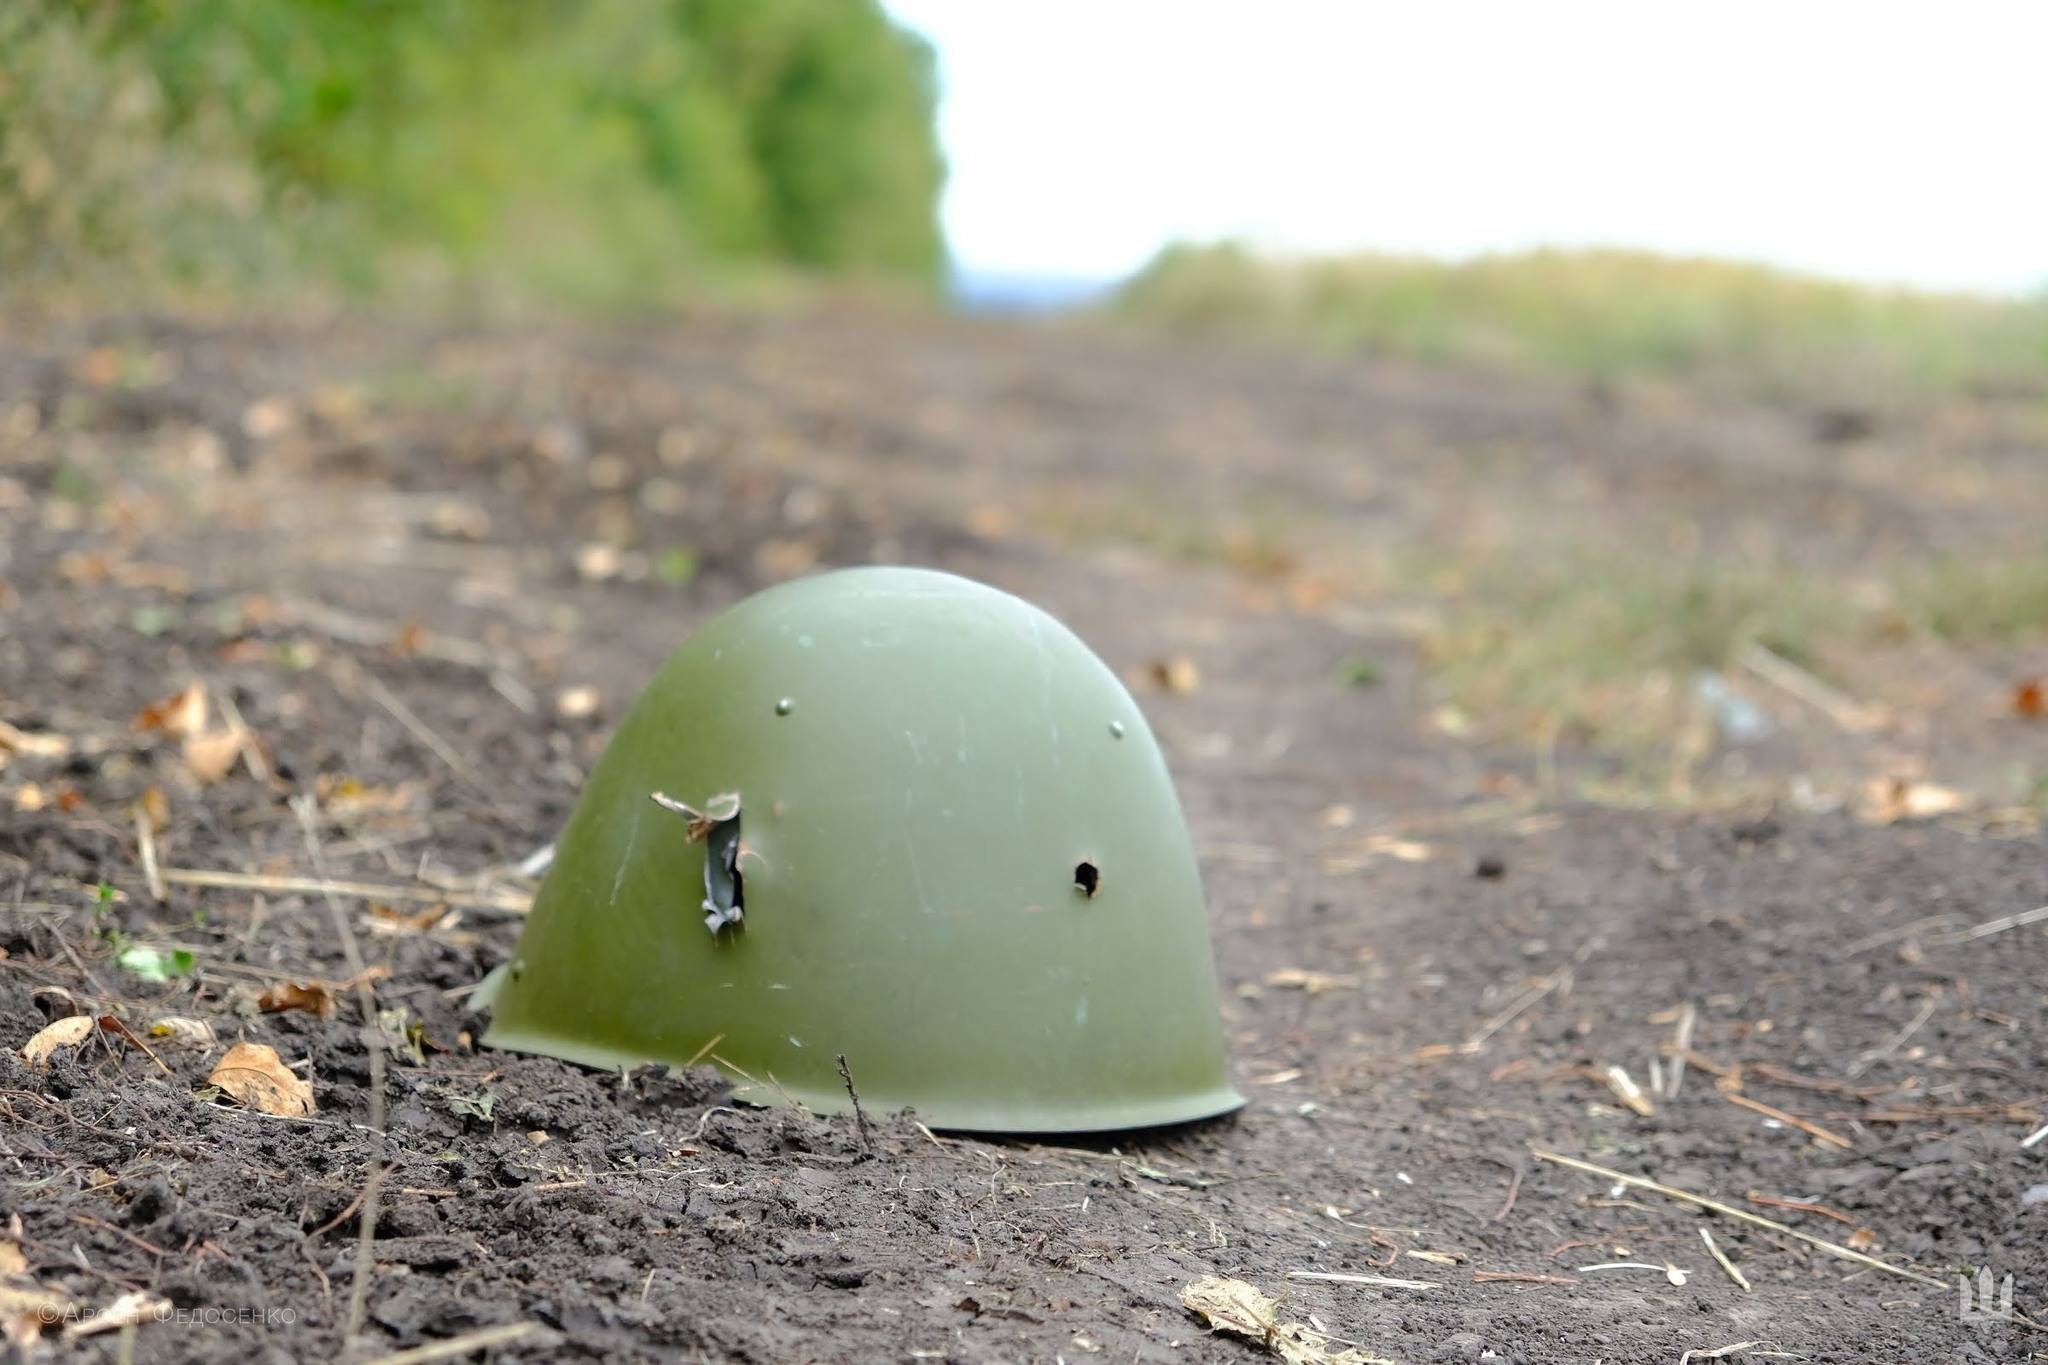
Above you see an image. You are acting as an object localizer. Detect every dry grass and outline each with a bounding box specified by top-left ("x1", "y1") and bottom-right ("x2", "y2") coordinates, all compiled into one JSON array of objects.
[{"x1": 1117, "y1": 243, "x2": 2048, "y2": 404}]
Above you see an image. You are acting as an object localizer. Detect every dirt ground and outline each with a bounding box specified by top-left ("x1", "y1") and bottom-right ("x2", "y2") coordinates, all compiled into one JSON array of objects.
[{"x1": 0, "y1": 311, "x2": 2043, "y2": 1364}]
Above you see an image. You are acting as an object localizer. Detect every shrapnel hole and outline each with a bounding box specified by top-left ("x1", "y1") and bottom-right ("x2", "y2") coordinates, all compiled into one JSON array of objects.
[{"x1": 1073, "y1": 860, "x2": 1100, "y2": 898}]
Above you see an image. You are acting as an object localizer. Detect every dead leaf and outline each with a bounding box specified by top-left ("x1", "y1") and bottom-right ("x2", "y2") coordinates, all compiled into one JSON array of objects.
[
  {"x1": 147, "y1": 1017, "x2": 216, "y2": 1047},
  {"x1": 1179, "y1": 1275, "x2": 1382, "y2": 1364},
  {"x1": 181, "y1": 729, "x2": 242, "y2": 783},
  {"x1": 0, "y1": 1241, "x2": 24, "y2": 1276},
  {"x1": 207, "y1": 1042, "x2": 315, "y2": 1117},
  {"x1": 1264, "y1": 968, "x2": 1361, "y2": 995},
  {"x1": 365, "y1": 903, "x2": 454, "y2": 935},
  {"x1": 755, "y1": 537, "x2": 819, "y2": 580},
  {"x1": 257, "y1": 981, "x2": 337, "y2": 1018},
  {"x1": 573, "y1": 542, "x2": 622, "y2": 581},
  {"x1": 133, "y1": 681, "x2": 207, "y2": 738},
  {"x1": 241, "y1": 396, "x2": 296, "y2": 440},
  {"x1": 258, "y1": 966, "x2": 389, "y2": 1018},
  {"x1": 0, "y1": 1281, "x2": 73, "y2": 1349},
  {"x1": 20, "y1": 1016, "x2": 95, "y2": 1067},
  {"x1": 1860, "y1": 777, "x2": 1966, "y2": 824},
  {"x1": 555, "y1": 686, "x2": 600, "y2": 720},
  {"x1": 132, "y1": 784, "x2": 170, "y2": 833},
  {"x1": 2016, "y1": 679, "x2": 2045, "y2": 718},
  {"x1": 0, "y1": 720, "x2": 69, "y2": 759},
  {"x1": 1147, "y1": 655, "x2": 1202, "y2": 694},
  {"x1": 315, "y1": 775, "x2": 417, "y2": 816},
  {"x1": 1363, "y1": 834, "x2": 1435, "y2": 863}
]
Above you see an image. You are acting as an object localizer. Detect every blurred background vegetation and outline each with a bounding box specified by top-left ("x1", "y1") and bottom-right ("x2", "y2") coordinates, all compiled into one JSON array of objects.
[
  {"x1": 1115, "y1": 242, "x2": 2048, "y2": 405},
  {"x1": 0, "y1": 0, "x2": 945, "y2": 310}
]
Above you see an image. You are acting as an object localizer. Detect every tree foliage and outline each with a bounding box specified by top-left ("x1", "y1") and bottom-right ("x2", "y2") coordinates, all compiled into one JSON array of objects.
[{"x1": 0, "y1": 0, "x2": 945, "y2": 304}]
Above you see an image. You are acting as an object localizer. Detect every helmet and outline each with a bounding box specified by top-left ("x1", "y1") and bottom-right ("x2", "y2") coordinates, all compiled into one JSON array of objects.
[{"x1": 482, "y1": 566, "x2": 1241, "y2": 1132}]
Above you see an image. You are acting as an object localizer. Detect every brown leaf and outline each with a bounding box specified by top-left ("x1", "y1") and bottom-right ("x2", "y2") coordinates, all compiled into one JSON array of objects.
[
  {"x1": 132, "y1": 785, "x2": 170, "y2": 833},
  {"x1": 2016, "y1": 679, "x2": 2045, "y2": 718},
  {"x1": 314, "y1": 775, "x2": 417, "y2": 816},
  {"x1": 133, "y1": 681, "x2": 208, "y2": 738},
  {"x1": 207, "y1": 1042, "x2": 316, "y2": 1117},
  {"x1": 1147, "y1": 655, "x2": 1202, "y2": 694},
  {"x1": 257, "y1": 981, "x2": 339, "y2": 1018},
  {"x1": 20, "y1": 1015, "x2": 95, "y2": 1067},
  {"x1": 258, "y1": 966, "x2": 389, "y2": 1017},
  {"x1": 181, "y1": 730, "x2": 242, "y2": 783}
]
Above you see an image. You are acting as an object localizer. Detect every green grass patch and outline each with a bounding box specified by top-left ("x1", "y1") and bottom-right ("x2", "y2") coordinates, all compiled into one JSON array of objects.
[
  {"x1": 1425, "y1": 546, "x2": 2048, "y2": 776},
  {"x1": 1424, "y1": 551, "x2": 1846, "y2": 762}
]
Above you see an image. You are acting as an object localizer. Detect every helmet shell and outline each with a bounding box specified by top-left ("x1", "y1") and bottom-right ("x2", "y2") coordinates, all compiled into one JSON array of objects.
[{"x1": 483, "y1": 567, "x2": 1242, "y2": 1132}]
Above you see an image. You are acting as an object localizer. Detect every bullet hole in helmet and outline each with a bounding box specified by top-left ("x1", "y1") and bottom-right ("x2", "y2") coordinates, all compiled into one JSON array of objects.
[
  {"x1": 1073, "y1": 860, "x2": 1101, "y2": 899},
  {"x1": 701, "y1": 815, "x2": 744, "y2": 933},
  {"x1": 650, "y1": 790, "x2": 745, "y2": 934}
]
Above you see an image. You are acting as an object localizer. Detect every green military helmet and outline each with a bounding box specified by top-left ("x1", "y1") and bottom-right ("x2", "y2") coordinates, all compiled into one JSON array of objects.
[{"x1": 482, "y1": 566, "x2": 1242, "y2": 1132}]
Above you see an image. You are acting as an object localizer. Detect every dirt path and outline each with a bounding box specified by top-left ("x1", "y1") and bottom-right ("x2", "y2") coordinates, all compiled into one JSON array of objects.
[{"x1": 0, "y1": 314, "x2": 2042, "y2": 1362}]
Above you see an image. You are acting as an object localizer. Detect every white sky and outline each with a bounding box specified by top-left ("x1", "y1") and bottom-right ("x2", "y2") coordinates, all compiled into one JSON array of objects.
[{"x1": 883, "y1": 1, "x2": 2048, "y2": 293}]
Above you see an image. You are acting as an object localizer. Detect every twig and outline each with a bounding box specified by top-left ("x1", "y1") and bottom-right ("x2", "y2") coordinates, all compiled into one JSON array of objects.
[
  {"x1": 1460, "y1": 941, "x2": 1597, "y2": 1053},
  {"x1": 1532, "y1": 1149, "x2": 1944, "y2": 1287},
  {"x1": 306, "y1": 1166, "x2": 396, "y2": 1239},
  {"x1": 1926, "y1": 903, "x2": 2048, "y2": 946},
  {"x1": 1739, "y1": 642, "x2": 1883, "y2": 732},
  {"x1": 1745, "y1": 1193, "x2": 1861, "y2": 1226},
  {"x1": 361, "y1": 673, "x2": 476, "y2": 789},
  {"x1": 1473, "y1": 1270, "x2": 1574, "y2": 1285},
  {"x1": 1846, "y1": 993, "x2": 1938, "y2": 1078},
  {"x1": 278, "y1": 596, "x2": 505, "y2": 672},
  {"x1": 1699, "y1": 1227, "x2": 1751, "y2": 1291},
  {"x1": 1667, "y1": 1003, "x2": 1697, "y2": 1100},
  {"x1": 1839, "y1": 913, "x2": 1967, "y2": 957},
  {"x1": 96, "y1": 1016, "x2": 170, "y2": 1075},
  {"x1": 292, "y1": 796, "x2": 386, "y2": 1348},
  {"x1": 1493, "y1": 1163, "x2": 1524, "y2": 1222},
  {"x1": 213, "y1": 691, "x2": 274, "y2": 785},
  {"x1": 132, "y1": 809, "x2": 164, "y2": 904},
  {"x1": 1722, "y1": 1092, "x2": 1854, "y2": 1150},
  {"x1": 69, "y1": 1214, "x2": 170, "y2": 1259},
  {"x1": 160, "y1": 867, "x2": 529, "y2": 913},
  {"x1": 358, "y1": 1323, "x2": 543, "y2": 1365},
  {"x1": 836, "y1": 1053, "x2": 874, "y2": 1154},
  {"x1": 1285, "y1": 1270, "x2": 1438, "y2": 1291},
  {"x1": 1604, "y1": 1065, "x2": 1657, "y2": 1117}
]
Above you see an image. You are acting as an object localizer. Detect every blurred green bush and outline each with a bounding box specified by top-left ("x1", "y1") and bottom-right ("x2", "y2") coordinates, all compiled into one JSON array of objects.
[{"x1": 0, "y1": 0, "x2": 944, "y2": 307}]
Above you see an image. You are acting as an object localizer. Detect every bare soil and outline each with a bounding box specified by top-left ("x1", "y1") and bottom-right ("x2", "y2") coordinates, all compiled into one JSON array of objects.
[{"x1": 0, "y1": 312, "x2": 2042, "y2": 1364}]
